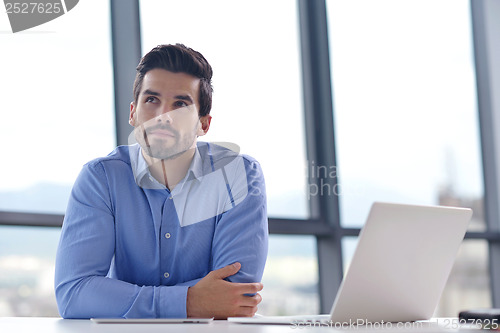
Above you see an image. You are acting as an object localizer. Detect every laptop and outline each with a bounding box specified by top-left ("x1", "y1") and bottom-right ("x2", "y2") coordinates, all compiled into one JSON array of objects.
[{"x1": 229, "y1": 202, "x2": 473, "y2": 325}]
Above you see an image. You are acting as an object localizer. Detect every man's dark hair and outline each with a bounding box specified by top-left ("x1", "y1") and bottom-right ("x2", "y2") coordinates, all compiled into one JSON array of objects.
[{"x1": 133, "y1": 43, "x2": 213, "y2": 117}]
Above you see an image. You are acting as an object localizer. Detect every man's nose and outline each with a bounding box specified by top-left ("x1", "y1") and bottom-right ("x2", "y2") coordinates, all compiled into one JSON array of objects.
[{"x1": 155, "y1": 108, "x2": 174, "y2": 124}]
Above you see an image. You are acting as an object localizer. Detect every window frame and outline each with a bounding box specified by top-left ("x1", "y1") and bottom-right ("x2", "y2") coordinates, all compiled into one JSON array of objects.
[
  {"x1": 471, "y1": 0, "x2": 500, "y2": 307},
  {"x1": 1, "y1": 0, "x2": 500, "y2": 314}
]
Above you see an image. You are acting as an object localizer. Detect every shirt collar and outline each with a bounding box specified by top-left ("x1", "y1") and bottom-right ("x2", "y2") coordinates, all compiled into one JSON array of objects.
[{"x1": 129, "y1": 143, "x2": 203, "y2": 190}]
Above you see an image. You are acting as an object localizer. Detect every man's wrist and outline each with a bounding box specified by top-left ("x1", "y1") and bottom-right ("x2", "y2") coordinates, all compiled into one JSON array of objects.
[
  {"x1": 186, "y1": 286, "x2": 198, "y2": 318},
  {"x1": 158, "y1": 285, "x2": 189, "y2": 318}
]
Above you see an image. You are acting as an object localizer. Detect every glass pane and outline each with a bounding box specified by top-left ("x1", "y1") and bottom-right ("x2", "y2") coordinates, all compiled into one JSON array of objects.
[
  {"x1": 0, "y1": 226, "x2": 60, "y2": 316},
  {"x1": 327, "y1": 0, "x2": 484, "y2": 230},
  {"x1": 0, "y1": 0, "x2": 115, "y2": 214},
  {"x1": 139, "y1": 0, "x2": 308, "y2": 219},
  {"x1": 436, "y1": 240, "x2": 491, "y2": 317},
  {"x1": 341, "y1": 236, "x2": 358, "y2": 274},
  {"x1": 341, "y1": 237, "x2": 491, "y2": 318},
  {"x1": 0, "y1": 0, "x2": 113, "y2": 317},
  {"x1": 260, "y1": 235, "x2": 319, "y2": 315}
]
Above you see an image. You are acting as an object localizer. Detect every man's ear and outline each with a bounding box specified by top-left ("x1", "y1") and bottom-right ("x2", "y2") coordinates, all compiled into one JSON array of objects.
[
  {"x1": 129, "y1": 102, "x2": 136, "y2": 127},
  {"x1": 198, "y1": 115, "x2": 212, "y2": 136}
]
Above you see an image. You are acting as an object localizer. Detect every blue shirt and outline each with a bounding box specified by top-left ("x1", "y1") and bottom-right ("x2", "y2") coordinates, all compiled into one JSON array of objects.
[{"x1": 54, "y1": 142, "x2": 268, "y2": 319}]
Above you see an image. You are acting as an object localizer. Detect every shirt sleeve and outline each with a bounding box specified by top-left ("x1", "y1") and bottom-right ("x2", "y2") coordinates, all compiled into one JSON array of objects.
[
  {"x1": 211, "y1": 157, "x2": 269, "y2": 283},
  {"x1": 54, "y1": 161, "x2": 189, "y2": 319}
]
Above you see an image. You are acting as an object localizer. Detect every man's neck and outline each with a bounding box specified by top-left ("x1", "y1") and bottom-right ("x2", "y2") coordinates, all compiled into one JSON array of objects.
[{"x1": 142, "y1": 145, "x2": 196, "y2": 191}]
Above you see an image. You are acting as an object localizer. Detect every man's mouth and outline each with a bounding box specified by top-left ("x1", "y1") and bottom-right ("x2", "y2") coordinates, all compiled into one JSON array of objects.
[{"x1": 147, "y1": 129, "x2": 176, "y2": 138}]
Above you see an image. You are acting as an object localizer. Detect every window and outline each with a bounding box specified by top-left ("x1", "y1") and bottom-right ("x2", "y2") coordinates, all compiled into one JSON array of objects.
[
  {"x1": 328, "y1": 0, "x2": 489, "y2": 315},
  {"x1": 0, "y1": 226, "x2": 60, "y2": 316},
  {"x1": 437, "y1": 240, "x2": 491, "y2": 316},
  {"x1": 327, "y1": 0, "x2": 483, "y2": 229},
  {"x1": 0, "y1": 0, "x2": 115, "y2": 215},
  {"x1": 0, "y1": 0, "x2": 114, "y2": 316},
  {"x1": 260, "y1": 235, "x2": 318, "y2": 315}
]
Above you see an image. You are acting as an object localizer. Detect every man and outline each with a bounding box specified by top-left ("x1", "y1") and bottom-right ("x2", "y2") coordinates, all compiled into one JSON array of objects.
[{"x1": 54, "y1": 44, "x2": 268, "y2": 319}]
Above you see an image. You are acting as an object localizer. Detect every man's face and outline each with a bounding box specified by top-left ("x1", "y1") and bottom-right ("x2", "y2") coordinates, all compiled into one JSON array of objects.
[{"x1": 129, "y1": 69, "x2": 211, "y2": 160}]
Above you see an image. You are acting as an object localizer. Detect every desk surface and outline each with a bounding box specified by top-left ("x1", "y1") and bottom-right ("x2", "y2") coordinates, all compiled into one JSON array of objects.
[{"x1": 0, "y1": 317, "x2": 478, "y2": 332}]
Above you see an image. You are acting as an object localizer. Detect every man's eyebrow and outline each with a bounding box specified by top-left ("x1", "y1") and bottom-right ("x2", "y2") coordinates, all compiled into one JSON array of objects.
[
  {"x1": 142, "y1": 89, "x2": 161, "y2": 97},
  {"x1": 175, "y1": 95, "x2": 194, "y2": 103}
]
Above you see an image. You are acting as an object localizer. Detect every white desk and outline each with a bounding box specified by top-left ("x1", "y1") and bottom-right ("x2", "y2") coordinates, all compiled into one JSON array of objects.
[{"x1": 0, "y1": 317, "x2": 479, "y2": 332}]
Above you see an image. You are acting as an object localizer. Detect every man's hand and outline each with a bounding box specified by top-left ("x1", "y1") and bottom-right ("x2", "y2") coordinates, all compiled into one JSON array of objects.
[{"x1": 186, "y1": 262, "x2": 263, "y2": 319}]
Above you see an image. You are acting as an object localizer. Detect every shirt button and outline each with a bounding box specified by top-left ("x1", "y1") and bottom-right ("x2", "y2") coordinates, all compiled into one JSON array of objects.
[
  {"x1": 164, "y1": 272, "x2": 170, "y2": 278},
  {"x1": 165, "y1": 233, "x2": 171, "y2": 239},
  {"x1": 168, "y1": 196, "x2": 173, "y2": 200}
]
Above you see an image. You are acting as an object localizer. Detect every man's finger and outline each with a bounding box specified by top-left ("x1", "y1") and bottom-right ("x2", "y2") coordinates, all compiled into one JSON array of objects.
[
  {"x1": 210, "y1": 262, "x2": 241, "y2": 279},
  {"x1": 235, "y1": 305, "x2": 260, "y2": 317},
  {"x1": 232, "y1": 282, "x2": 263, "y2": 294},
  {"x1": 238, "y1": 293, "x2": 262, "y2": 307}
]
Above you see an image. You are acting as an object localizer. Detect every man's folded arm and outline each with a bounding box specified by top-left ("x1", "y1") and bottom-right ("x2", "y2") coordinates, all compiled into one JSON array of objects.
[
  {"x1": 184, "y1": 157, "x2": 268, "y2": 319},
  {"x1": 54, "y1": 162, "x2": 195, "y2": 319},
  {"x1": 211, "y1": 157, "x2": 269, "y2": 283}
]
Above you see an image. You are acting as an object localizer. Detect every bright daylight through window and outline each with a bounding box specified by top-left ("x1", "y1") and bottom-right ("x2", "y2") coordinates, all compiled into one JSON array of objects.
[
  {"x1": 328, "y1": 0, "x2": 489, "y2": 316},
  {"x1": 0, "y1": 0, "x2": 114, "y2": 316}
]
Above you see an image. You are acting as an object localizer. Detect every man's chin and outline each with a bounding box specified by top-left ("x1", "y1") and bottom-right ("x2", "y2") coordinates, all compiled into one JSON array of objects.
[{"x1": 143, "y1": 146, "x2": 194, "y2": 161}]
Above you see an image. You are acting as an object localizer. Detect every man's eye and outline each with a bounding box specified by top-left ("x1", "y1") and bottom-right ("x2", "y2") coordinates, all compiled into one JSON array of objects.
[
  {"x1": 145, "y1": 96, "x2": 157, "y2": 103},
  {"x1": 174, "y1": 100, "x2": 188, "y2": 108}
]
